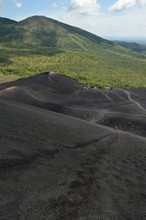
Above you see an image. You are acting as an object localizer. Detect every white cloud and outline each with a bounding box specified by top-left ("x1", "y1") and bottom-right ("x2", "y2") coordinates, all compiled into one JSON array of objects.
[
  {"x1": 139, "y1": 0, "x2": 146, "y2": 5},
  {"x1": 15, "y1": 1, "x2": 22, "y2": 8},
  {"x1": 44, "y1": 5, "x2": 146, "y2": 37},
  {"x1": 69, "y1": 0, "x2": 100, "y2": 15},
  {"x1": 109, "y1": 0, "x2": 136, "y2": 11},
  {"x1": 52, "y1": 2, "x2": 58, "y2": 8}
]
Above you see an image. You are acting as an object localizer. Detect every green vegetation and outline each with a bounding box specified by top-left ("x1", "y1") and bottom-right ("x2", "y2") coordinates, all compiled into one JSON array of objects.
[
  {"x1": 0, "y1": 16, "x2": 112, "y2": 49},
  {"x1": 1, "y1": 45, "x2": 146, "y2": 88},
  {"x1": 114, "y1": 41, "x2": 146, "y2": 53},
  {"x1": 0, "y1": 16, "x2": 146, "y2": 89}
]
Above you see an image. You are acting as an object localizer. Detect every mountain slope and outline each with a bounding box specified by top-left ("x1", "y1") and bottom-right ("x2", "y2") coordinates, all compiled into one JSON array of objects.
[
  {"x1": 0, "y1": 17, "x2": 16, "y2": 25},
  {"x1": 0, "y1": 15, "x2": 113, "y2": 49},
  {"x1": 0, "y1": 73, "x2": 146, "y2": 219},
  {"x1": 114, "y1": 40, "x2": 146, "y2": 53},
  {"x1": 0, "y1": 16, "x2": 146, "y2": 88}
]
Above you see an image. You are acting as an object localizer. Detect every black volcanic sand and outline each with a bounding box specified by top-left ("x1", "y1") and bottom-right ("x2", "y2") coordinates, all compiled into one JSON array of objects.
[
  {"x1": 1, "y1": 72, "x2": 146, "y2": 137},
  {"x1": 0, "y1": 72, "x2": 146, "y2": 219}
]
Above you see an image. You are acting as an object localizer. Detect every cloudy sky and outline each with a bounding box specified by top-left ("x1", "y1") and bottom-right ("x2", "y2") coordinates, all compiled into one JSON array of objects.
[{"x1": 0, "y1": 0, "x2": 146, "y2": 37}]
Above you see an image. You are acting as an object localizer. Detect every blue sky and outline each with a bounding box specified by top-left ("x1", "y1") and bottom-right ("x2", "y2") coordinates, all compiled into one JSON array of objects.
[{"x1": 0, "y1": 0, "x2": 146, "y2": 37}]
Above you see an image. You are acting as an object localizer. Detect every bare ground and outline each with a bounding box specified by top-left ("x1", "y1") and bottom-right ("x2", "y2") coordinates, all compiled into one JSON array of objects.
[{"x1": 0, "y1": 72, "x2": 146, "y2": 220}]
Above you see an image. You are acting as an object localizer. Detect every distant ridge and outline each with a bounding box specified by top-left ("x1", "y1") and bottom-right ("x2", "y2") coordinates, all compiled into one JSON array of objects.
[
  {"x1": 0, "y1": 17, "x2": 16, "y2": 25},
  {"x1": 114, "y1": 40, "x2": 146, "y2": 53},
  {"x1": 0, "y1": 15, "x2": 113, "y2": 50}
]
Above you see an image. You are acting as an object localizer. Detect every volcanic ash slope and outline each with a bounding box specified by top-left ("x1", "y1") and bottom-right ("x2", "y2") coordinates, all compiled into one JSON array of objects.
[{"x1": 0, "y1": 73, "x2": 146, "y2": 219}]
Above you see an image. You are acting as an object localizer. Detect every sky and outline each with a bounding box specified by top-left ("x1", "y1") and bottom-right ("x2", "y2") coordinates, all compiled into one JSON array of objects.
[{"x1": 0, "y1": 0, "x2": 146, "y2": 38}]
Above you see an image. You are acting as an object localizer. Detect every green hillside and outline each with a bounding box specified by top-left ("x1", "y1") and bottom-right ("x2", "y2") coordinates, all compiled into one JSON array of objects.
[
  {"x1": 114, "y1": 41, "x2": 146, "y2": 53},
  {"x1": 0, "y1": 15, "x2": 113, "y2": 50},
  {"x1": 0, "y1": 16, "x2": 146, "y2": 88}
]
